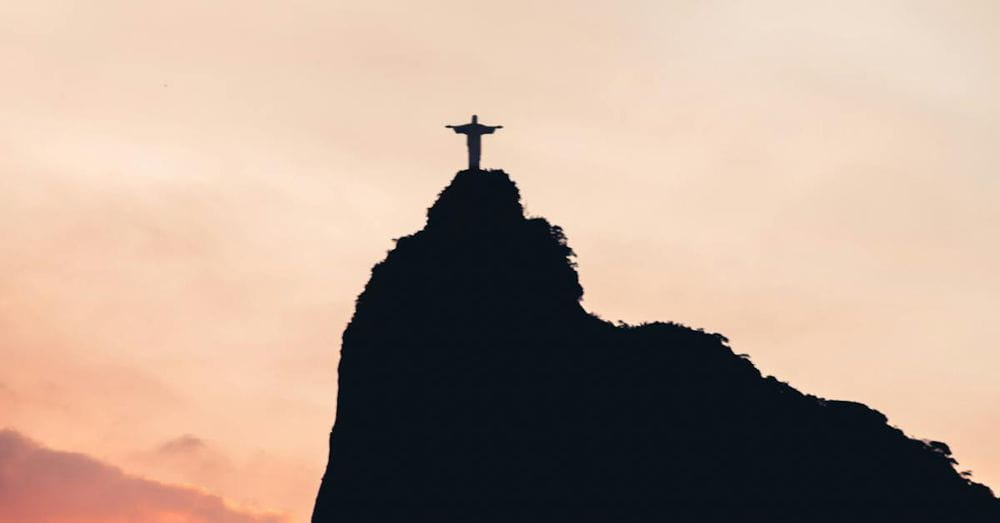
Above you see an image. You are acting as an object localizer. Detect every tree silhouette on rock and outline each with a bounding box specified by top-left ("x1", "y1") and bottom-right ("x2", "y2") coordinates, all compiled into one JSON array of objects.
[{"x1": 313, "y1": 169, "x2": 999, "y2": 522}]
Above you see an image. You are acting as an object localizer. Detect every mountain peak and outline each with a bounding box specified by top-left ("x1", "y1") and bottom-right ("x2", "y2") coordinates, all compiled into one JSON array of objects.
[
  {"x1": 352, "y1": 170, "x2": 583, "y2": 331},
  {"x1": 426, "y1": 169, "x2": 525, "y2": 230}
]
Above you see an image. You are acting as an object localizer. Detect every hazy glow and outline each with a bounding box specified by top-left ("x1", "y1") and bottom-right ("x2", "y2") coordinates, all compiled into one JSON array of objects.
[{"x1": 1, "y1": 1, "x2": 998, "y2": 520}]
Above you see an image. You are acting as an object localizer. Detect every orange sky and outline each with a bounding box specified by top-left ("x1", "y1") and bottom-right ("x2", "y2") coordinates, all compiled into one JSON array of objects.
[{"x1": 1, "y1": 1, "x2": 998, "y2": 520}]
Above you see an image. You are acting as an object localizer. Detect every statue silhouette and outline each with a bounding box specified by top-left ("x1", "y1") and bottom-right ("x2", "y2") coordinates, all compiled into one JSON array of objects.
[{"x1": 446, "y1": 114, "x2": 502, "y2": 171}]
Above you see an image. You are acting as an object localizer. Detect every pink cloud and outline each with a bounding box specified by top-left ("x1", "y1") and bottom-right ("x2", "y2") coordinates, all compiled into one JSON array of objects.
[{"x1": 0, "y1": 429, "x2": 289, "y2": 523}]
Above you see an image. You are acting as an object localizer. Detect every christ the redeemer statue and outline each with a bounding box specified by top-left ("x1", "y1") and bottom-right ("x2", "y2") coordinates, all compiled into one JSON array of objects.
[{"x1": 446, "y1": 114, "x2": 502, "y2": 171}]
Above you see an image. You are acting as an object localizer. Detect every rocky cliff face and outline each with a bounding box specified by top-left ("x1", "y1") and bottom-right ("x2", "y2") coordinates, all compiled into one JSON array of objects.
[{"x1": 312, "y1": 169, "x2": 999, "y2": 522}]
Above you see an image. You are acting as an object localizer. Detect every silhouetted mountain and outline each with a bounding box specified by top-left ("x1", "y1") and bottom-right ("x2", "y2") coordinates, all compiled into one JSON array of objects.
[{"x1": 313, "y1": 169, "x2": 999, "y2": 522}]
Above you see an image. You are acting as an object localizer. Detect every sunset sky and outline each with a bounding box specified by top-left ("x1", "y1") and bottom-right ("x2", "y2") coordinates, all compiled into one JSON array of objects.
[{"x1": 1, "y1": 1, "x2": 998, "y2": 520}]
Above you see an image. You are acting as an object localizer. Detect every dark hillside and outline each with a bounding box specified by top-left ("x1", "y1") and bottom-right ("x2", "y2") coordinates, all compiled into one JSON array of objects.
[{"x1": 313, "y1": 169, "x2": 999, "y2": 522}]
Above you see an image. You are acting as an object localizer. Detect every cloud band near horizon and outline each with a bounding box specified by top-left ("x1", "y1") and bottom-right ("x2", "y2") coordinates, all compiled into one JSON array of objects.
[{"x1": 0, "y1": 428, "x2": 289, "y2": 523}]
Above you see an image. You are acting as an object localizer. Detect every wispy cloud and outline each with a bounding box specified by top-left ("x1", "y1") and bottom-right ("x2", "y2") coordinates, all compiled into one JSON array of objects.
[{"x1": 157, "y1": 434, "x2": 210, "y2": 456}]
